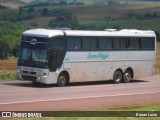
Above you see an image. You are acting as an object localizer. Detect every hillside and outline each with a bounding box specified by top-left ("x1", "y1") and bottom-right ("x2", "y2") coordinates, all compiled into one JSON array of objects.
[
  {"x1": 0, "y1": 0, "x2": 26, "y2": 9},
  {"x1": 0, "y1": 0, "x2": 160, "y2": 60},
  {"x1": 1, "y1": 0, "x2": 160, "y2": 9},
  {"x1": 22, "y1": 0, "x2": 160, "y2": 5}
]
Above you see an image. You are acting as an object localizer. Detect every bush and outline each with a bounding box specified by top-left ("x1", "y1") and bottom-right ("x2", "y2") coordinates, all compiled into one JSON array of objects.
[{"x1": 0, "y1": 70, "x2": 16, "y2": 80}]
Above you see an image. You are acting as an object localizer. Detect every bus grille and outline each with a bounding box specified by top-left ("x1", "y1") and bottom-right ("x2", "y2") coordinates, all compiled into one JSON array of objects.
[
  {"x1": 30, "y1": 72, "x2": 36, "y2": 75},
  {"x1": 22, "y1": 75, "x2": 37, "y2": 81},
  {"x1": 23, "y1": 71, "x2": 36, "y2": 75}
]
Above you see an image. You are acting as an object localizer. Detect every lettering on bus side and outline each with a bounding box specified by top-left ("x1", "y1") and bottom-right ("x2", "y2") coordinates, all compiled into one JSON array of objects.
[{"x1": 87, "y1": 53, "x2": 109, "y2": 60}]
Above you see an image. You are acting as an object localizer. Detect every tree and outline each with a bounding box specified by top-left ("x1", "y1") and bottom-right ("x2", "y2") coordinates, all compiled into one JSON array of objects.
[
  {"x1": 19, "y1": 7, "x2": 23, "y2": 15},
  {"x1": 155, "y1": 31, "x2": 160, "y2": 42},
  {"x1": 0, "y1": 22, "x2": 30, "y2": 59},
  {"x1": 41, "y1": 8, "x2": 49, "y2": 16},
  {"x1": 27, "y1": 7, "x2": 35, "y2": 13},
  {"x1": 60, "y1": 1, "x2": 67, "y2": 5},
  {"x1": 108, "y1": 0, "x2": 120, "y2": 6},
  {"x1": 0, "y1": 43, "x2": 9, "y2": 59}
]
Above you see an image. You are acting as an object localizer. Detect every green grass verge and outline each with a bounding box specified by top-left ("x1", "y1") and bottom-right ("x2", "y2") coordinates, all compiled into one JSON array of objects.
[
  {"x1": 7, "y1": 104, "x2": 160, "y2": 120},
  {"x1": 101, "y1": 103, "x2": 160, "y2": 111},
  {"x1": 155, "y1": 69, "x2": 160, "y2": 74},
  {"x1": 0, "y1": 70, "x2": 16, "y2": 80}
]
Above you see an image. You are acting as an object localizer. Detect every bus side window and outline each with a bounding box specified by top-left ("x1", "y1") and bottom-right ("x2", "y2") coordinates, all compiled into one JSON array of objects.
[
  {"x1": 113, "y1": 39, "x2": 119, "y2": 49},
  {"x1": 99, "y1": 37, "x2": 112, "y2": 50},
  {"x1": 129, "y1": 38, "x2": 141, "y2": 49},
  {"x1": 119, "y1": 37, "x2": 127, "y2": 49},
  {"x1": 67, "y1": 37, "x2": 81, "y2": 50},
  {"x1": 141, "y1": 37, "x2": 154, "y2": 50},
  {"x1": 113, "y1": 37, "x2": 127, "y2": 50},
  {"x1": 82, "y1": 37, "x2": 97, "y2": 50}
]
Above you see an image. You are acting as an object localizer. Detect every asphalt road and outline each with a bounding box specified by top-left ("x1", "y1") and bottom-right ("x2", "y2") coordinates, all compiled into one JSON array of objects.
[{"x1": 0, "y1": 75, "x2": 160, "y2": 111}]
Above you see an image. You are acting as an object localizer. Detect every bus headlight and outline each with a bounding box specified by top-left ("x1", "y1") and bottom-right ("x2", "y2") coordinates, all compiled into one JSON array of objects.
[{"x1": 17, "y1": 69, "x2": 22, "y2": 74}]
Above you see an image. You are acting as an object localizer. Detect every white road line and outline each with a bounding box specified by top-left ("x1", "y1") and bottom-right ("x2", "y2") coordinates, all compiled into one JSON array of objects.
[{"x1": 0, "y1": 91, "x2": 160, "y2": 105}]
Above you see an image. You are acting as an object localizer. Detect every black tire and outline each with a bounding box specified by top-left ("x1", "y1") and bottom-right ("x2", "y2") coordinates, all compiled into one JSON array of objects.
[
  {"x1": 123, "y1": 70, "x2": 133, "y2": 83},
  {"x1": 113, "y1": 70, "x2": 122, "y2": 84},
  {"x1": 57, "y1": 73, "x2": 68, "y2": 87}
]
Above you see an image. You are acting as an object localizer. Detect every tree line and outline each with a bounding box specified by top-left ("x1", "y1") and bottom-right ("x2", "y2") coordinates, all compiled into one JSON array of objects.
[
  {"x1": 0, "y1": 22, "x2": 30, "y2": 59},
  {"x1": 0, "y1": 4, "x2": 81, "y2": 59}
]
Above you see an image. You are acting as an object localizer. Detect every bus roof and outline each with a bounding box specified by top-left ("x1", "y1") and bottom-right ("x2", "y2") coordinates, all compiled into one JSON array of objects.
[
  {"x1": 23, "y1": 29, "x2": 64, "y2": 38},
  {"x1": 23, "y1": 29, "x2": 156, "y2": 38}
]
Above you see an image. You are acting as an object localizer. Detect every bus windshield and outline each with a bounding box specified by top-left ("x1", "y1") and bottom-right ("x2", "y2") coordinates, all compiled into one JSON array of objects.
[
  {"x1": 18, "y1": 47, "x2": 48, "y2": 68},
  {"x1": 18, "y1": 36, "x2": 48, "y2": 68}
]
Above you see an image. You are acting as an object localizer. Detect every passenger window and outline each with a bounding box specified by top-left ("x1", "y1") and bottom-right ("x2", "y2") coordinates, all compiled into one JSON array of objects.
[
  {"x1": 82, "y1": 37, "x2": 97, "y2": 50},
  {"x1": 128, "y1": 38, "x2": 141, "y2": 49},
  {"x1": 141, "y1": 37, "x2": 154, "y2": 49},
  {"x1": 113, "y1": 37, "x2": 127, "y2": 49},
  {"x1": 99, "y1": 37, "x2": 112, "y2": 50},
  {"x1": 67, "y1": 37, "x2": 81, "y2": 50}
]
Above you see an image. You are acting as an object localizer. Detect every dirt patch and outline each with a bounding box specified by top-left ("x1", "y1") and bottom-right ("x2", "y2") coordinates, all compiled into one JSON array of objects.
[
  {"x1": 0, "y1": 60, "x2": 17, "y2": 70},
  {"x1": 0, "y1": 2, "x2": 25, "y2": 9},
  {"x1": 156, "y1": 42, "x2": 160, "y2": 69}
]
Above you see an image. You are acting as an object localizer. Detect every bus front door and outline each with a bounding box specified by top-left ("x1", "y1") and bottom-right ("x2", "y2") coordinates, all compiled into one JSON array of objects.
[{"x1": 48, "y1": 50, "x2": 57, "y2": 71}]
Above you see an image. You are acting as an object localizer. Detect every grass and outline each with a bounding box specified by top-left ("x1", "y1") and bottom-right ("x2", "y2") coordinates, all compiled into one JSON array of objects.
[
  {"x1": 155, "y1": 69, "x2": 160, "y2": 74},
  {"x1": 7, "y1": 104, "x2": 160, "y2": 120},
  {"x1": 103, "y1": 104, "x2": 160, "y2": 111},
  {"x1": 0, "y1": 70, "x2": 16, "y2": 80}
]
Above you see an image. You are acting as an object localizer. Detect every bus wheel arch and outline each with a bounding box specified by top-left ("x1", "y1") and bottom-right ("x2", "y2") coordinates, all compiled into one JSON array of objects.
[
  {"x1": 57, "y1": 71, "x2": 70, "y2": 87},
  {"x1": 123, "y1": 67, "x2": 134, "y2": 83},
  {"x1": 113, "y1": 69, "x2": 123, "y2": 84}
]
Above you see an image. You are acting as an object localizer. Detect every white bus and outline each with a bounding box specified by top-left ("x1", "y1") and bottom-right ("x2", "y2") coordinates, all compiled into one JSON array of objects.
[{"x1": 17, "y1": 29, "x2": 156, "y2": 87}]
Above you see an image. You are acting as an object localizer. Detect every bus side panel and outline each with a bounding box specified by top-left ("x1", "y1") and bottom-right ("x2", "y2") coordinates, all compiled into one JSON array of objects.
[
  {"x1": 63, "y1": 52, "x2": 98, "y2": 82},
  {"x1": 63, "y1": 50, "x2": 155, "y2": 83},
  {"x1": 47, "y1": 72, "x2": 58, "y2": 84},
  {"x1": 98, "y1": 51, "x2": 128, "y2": 80},
  {"x1": 127, "y1": 51, "x2": 155, "y2": 78},
  {"x1": 63, "y1": 52, "x2": 83, "y2": 82}
]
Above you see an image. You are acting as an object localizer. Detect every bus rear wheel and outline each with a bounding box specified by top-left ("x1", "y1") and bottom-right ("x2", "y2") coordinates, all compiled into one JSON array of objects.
[
  {"x1": 57, "y1": 73, "x2": 68, "y2": 87},
  {"x1": 123, "y1": 69, "x2": 133, "y2": 83},
  {"x1": 113, "y1": 70, "x2": 122, "y2": 84}
]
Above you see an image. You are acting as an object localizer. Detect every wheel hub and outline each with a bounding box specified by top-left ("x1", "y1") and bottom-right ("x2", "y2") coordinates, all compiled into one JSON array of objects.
[{"x1": 125, "y1": 72, "x2": 131, "y2": 81}]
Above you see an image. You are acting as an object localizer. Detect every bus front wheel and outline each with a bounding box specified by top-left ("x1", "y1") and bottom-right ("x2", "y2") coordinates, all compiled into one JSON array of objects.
[
  {"x1": 113, "y1": 70, "x2": 122, "y2": 84},
  {"x1": 57, "y1": 73, "x2": 68, "y2": 87}
]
